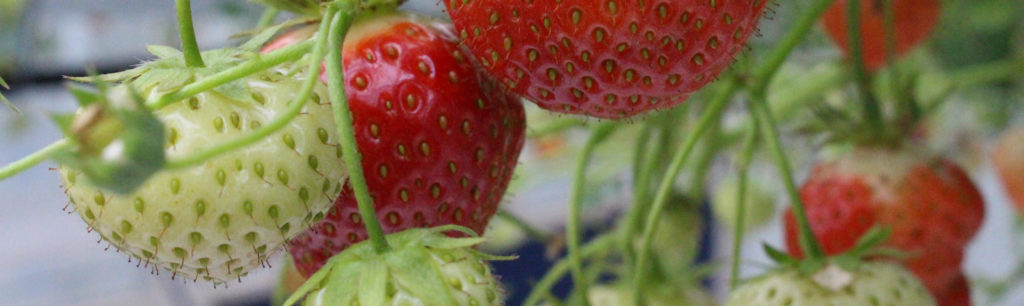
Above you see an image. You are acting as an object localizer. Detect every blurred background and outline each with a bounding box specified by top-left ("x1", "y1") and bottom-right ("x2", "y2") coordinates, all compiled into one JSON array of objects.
[{"x1": 0, "y1": 0, "x2": 1022, "y2": 305}]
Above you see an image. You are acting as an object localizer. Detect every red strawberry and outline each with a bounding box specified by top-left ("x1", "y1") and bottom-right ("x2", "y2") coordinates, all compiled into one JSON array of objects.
[
  {"x1": 994, "y1": 127, "x2": 1024, "y2": 214},
  {"x1": 443, "y1": 0, "x2": 768, "y2": 119},
  {"x1": 822, "y1": 0, "x2": 940, "y2": 70},
  {"x1": 269, "y1": 12, "x2": 527, "y2": 277},
  {"x1": 933, "y1": 273, "x2": 971, "y2": 306},
  {"x1": 784, "y1": 145, "x2": 984, "y2": 298}
]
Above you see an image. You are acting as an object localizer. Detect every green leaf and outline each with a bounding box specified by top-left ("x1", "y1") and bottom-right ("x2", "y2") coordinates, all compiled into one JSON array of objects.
[
  {"x1": 388, "y1": 249, "x2": 458, "y2": 306},
  {"x1": 147, "y1": 45, "x2": 183, "y2": 59},
  {"x1": 849, "y1": 226, "x2": 891, "y2": 256},
  {"x1": 763, "y1": 243, "x2": 797, "y2": 266},
  {"x1": 358, "y1": 259, "x2": 388, "y2": 306},
  {"x1": 67, "y1": 83, "x2": 101, "y2": 106},
  {"x1": 213, "y1": 78, "x2": 254, "y2": 103},
  {"x1": 0, "y1": 76, "x2": 18, "y2": 113},
  {"x1": 323, "y1": 262, "x2": 362, "y2": 306}
]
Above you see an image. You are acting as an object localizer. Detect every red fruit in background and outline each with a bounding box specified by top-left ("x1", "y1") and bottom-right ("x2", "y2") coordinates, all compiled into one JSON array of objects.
[
  {"x1": 933, "y1": 273, "x2": 971, "y2": 306},
  {"x1": 270, "y1": 12, "x2": 527, "y2": 277},
  {"x1": 822, "y1": 0, "x2": 940, "y2": 70},
  {"x1": 994, "y1": 127, "x2": 1024, "y2": 213},
  {"x1": 784, "y1": 145, "x2": 984, "y2": 298},
  {"x1": 444, "y1": 0, "x2": 769, "y2": 119}
]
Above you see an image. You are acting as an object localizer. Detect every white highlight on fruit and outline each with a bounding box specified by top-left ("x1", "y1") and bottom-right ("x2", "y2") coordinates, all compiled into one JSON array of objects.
[{"x1": 812, "y1": 263, "x2": 854, "y2": 292}]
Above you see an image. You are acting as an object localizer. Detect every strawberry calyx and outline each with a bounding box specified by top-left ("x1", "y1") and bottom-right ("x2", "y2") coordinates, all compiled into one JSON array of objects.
[
  {"x1": 52, "y1": 80, "x2": 166, "y2": 194},
  {"x1": 0, "y1": 76, "x2": 17, "y2": 113},
  {"x1": 764, "y1": 226, "x2": 907, "y2": 280},
  {"x1": 284, "y1": 226, "x2": 511, "y2": 306}
]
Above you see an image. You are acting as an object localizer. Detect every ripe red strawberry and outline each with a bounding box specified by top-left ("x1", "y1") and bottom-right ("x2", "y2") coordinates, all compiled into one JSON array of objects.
[
  {"x1": 783, "y1": 145, "x2": 984, "y2": 298},
  {"x1": 933, "y1": 273, "x2": 970, "y2": 306},
  {"x1": 994, "y1": 126, "x2": 1024, "y2": 214},
  {"x1": 822, "y1": 0, "x2": 940, "y2": 70},
  {"x1": 271, "y1": 12, "x2": 527, "y2": 277},
  {"x1": 443, "y1": 0, "x2": 768, "y2": 119}
]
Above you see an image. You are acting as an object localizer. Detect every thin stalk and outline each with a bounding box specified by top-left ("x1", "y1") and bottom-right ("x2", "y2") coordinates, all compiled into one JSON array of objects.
[
  {"x1": 566, "y1": 122, "x2": 617, "y2": 305},
  {"x1": 147, "y1": 39, "x2": 314, "y2": 109},
  {"x1": 749, "y1": 95, "x2": 825, "y2": 258},
  {"x1": 729, "y1": 122, "x2": 759, "y2": 289},
  {"x1": 257, "y1": 7, "x2": 280, "y2": 29},
  {"x1": 324, "y1": 8, "x2": 391, "y2": 253},
  {"x1": 623, "y1": 120, "x2": 661, "y2": 267},
  {"x1": 524, "y1": 233, "x2": 618, "y2": 306},
  {"x1": 631, "y1": 79, "x2": 737, "y2": 306},
  {"x1": 0, "y1": 140, "x2": 70, "y2": 180},
  {"x1": 497, "y1": 210, "x2": 554, "y2": 243},
  {"x1": 175, "y1": 0, "x2": 205, "y2": 68},
  {"x1": 846, "y1": 0, "x2": 884, "y2": 130},
  {"x1": 164, "y1": 12, "x2": 333, "y2": 169},
  {"x1": 753, "y1": 0, "x2": 838, "y2": 92}
]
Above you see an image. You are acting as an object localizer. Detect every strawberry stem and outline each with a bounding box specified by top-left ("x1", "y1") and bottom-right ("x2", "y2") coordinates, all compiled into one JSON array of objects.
[
  {"x1": 622, "y1": 119, "x2": 663, "y2": 268},
  {"x1": 324, "y1": 7, "x2": 391, "y2": 254},
  {"x1": 729, "y1": 120, "x2": 759, "y2": 290},
  {"x1": 147, "y1": 41, "x2": 314, "y2": 110},
  {"x1": 256, "y1": 7, "x2": 280, "y2": 29},
  {"x1": 631, "y1": 79, "x2": 737, "y2": 306},
  {"x1": 175, "y1": 0, "x2": 205, "y2": 68},
  {"x1": 164, "y1": 12, "x2": 334, "y2": 170},
  {"x1": 748, "y1": 95, "x2": 826, "y2": 259},
  {"x1": 846, "y1": 0, "x2": 885, "y2": 136},
  {"x1": 566, "y1": 122, "x2": 617, "y2": 304},
  {"x1": 0, "y1": 139, "x2": 70, "y2": 180},
  {"x1": 752, "y1": 0, "x2": 838, "y2": 91},
  {"x1": 524, "y1": 233, "x2": 618, "y2": 306}
]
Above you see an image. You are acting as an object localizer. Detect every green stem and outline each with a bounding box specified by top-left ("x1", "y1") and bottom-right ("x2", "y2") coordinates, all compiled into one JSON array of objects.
[
  {"x1": 688, "y1": 120, "x2": 722, "y2": 200},
  {"x1": 566, "y1": 122, "x2": 617, "y2": 305},
  {"x1": 846, "y1": 0, "x2": 884, "y2": 131},
  {"x1": 631, "y1": 79, "x2": 737, "y2": 306},
  {"x1": 623, "y1": 120, "x2": 660, "y2": 268},
  {"x1": 749, "y1": 95, "x2": 825, "y2": 259},
  {"x1": 729, "y1": 122, "x2": 759, "y2": 290},
  {"x1": 948, "y1": 57, "x2": 1024, "y2": 88},
  {"x1": 147, "y1": 39, "x2": 314, "y2": 109},
  {"x1": 0, "y1": 140, "x2": 70, "y2": 180},
  {"x1": 524, "y1": 233, "x2": 618, "y2": 306},
  {"x1": 175, "y1": 0, "x2": 205, "y2": 68},
  {"x1": 257, "y1": 7, "x2": 280, "y2": 29},
  {"x1": 324, "y1": 8, "x2": 390, "y2": 253},
  {"x1": 497, "y1": 210, "x2": 554, "y2": 243},
  {"x1": 753, "y1": 0, "x2": 837, "y2": 91},
  {"x1": 164, "y1": 12, "x2": 333, "y2": 170}
]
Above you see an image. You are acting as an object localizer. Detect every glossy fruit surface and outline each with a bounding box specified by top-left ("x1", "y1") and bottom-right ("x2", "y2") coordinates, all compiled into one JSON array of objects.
[
  {"x1": 278, "y1": 12, "x2": 527, "y2": 277},
  {"x1": 444, "y1": 0, "x2": 769, "y2": 118}
]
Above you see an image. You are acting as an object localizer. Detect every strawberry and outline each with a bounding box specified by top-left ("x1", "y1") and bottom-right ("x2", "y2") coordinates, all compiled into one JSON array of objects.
[
  {"x1": 822, "y1": 0, "x2": 940, "y2": 70},
  {"x1": 588, "y1": 284, "x2": 715, "y2": 306},
  {"x1": 276, "y1": 11, "x2": 527, "y2": 277},
  {"x1": 443, "y1": 0, "x2": 769, "y2": 119},
  {"x1": 933, "y1": 273, "x2": 970, "y2": 306},
  {"x1": 61, "y1": 76, "x2": 344, "y2": 282},
  {"x1": 725, "y1": 262, "x2": 936, "y2": 305},
  {"x1": 783, "y1": 145, "x2": 985, "y2": 297},
  {"x1": 712, "y1": 177, "x2": 776, "y2": 232},
  {"x1": 993, "y1": 126, "x2": 1024, "y2": 214},
  {"x1": 285, "y1": 227, "x2": 506, "y2": 306},
  {"x1": 59, "y1": 45, "x2": 347, "y2": 283}
]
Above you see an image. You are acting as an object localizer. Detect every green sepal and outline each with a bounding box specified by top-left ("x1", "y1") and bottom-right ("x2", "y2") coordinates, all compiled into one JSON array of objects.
[
  {"x1": 55, "y1": 84, "x2": 167, "y2": 194},
  {"x1": 848, "y1": 226, "x2": 891, "y2": 257},
  {"x1": 50, "y1": 113, "x2": 75, "y2": 135},
  {"x1": 763, "y1": 243, "x2": 797, "y2": 266},
  {"x1": 285, "y1": 227, "x2": 504, "y2": 306},
  {"x1": 0, "y1": 75, "x2": 18, "y2": 113},
  {"x1": 147, "y1": 45, "x2": 184, "y2": 59},
  {"x1": 357, "y1": 260, "x2": 388, "y2": 306},
  {"x1": 387, "y1": 248, "x2": 458, "y2": 305},
  {"x1": 237, "y1": 18, "x2": 314, "y2": 51}
]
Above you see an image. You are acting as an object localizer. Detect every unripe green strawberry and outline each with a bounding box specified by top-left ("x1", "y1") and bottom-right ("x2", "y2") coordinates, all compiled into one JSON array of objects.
[
  {"x1": 634, "y1": 196, "x2": 703, "y2": 276},
  {"x1": 588, "y1": 284, "x2": 715, "y2": 306},
  {"x1": 286, "y1": 227, "x2": 505, "y2": 306},
  {"x1": 726, "y1": 262, "x2": 936, "y2": 305},
  {"x1": 60, "y1": 67, "x2": 347, "y2": 283},
  {"x1": 712, "y1": 178, "x2": 775, "y2": 232}
]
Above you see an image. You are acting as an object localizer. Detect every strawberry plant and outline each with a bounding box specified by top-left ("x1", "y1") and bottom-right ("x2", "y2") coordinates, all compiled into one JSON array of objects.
[{"x1": 0, "y1": 0, "x2": 1020, "y2": 305}]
